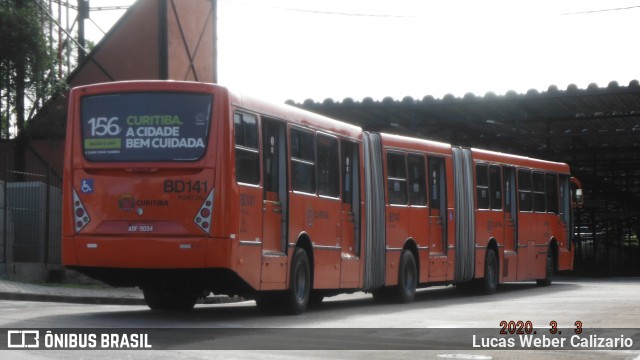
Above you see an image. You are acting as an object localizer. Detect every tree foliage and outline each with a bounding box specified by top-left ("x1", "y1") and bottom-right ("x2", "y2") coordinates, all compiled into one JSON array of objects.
[{"x1": 0, "y1": 0, "x2": 55, "y2": 139}]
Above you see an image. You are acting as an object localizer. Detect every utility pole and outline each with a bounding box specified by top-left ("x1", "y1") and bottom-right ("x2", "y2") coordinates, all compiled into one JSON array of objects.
[
  {"x1": 78, "y1": 0, "x2": 89, "y2": 63},
  {"x1": 15, "y1": 0, "x2": 25, "y2": 133},
  {"x1": 212, "y1": 0, "x2": 217, "y2": 83}
]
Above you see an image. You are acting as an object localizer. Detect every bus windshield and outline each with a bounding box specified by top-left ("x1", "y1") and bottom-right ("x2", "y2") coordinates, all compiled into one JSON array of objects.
[{"x1": 81, "y1": 92, "x2": 212, "y2": 162}]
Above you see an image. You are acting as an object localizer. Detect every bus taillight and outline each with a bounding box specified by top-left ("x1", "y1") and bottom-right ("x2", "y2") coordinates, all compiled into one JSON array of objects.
[
  {"x1": 72, "y1": 189, "x2": 91, "y2": 232},
  {"x1": 194, "y1": 189, "x2": 214, "y2": 233}
]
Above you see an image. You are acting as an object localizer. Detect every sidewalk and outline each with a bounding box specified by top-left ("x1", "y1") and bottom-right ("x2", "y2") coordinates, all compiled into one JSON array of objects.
[
  {"x1": 0, "y1": 278, "x2": 145, "y2": 305},
  {"x1": 0, "y1": 278, "x2": 243, "y2": 306}
]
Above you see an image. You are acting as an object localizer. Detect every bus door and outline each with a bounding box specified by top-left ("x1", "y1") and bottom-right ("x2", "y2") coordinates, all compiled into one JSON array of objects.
[
  {"x1": 260, "y1": 118, "x2": 288, "y2": 285},
  {"x1": 340, "y1": 140, "x2": 361, "y2": 287},
  {"x1": 502, "y1": 166, "x2": 518, "y2": 281},
  {"x1": 558, "y1": 174, "x2": 574, "y2": 270},
  {"x1": 428, "y1": 156, "x2": 448, "y2": 279},
  {"x1": 516, "y1": 169, "x2": 533, "y2": 280},
  {"x1": 407, "y1": 154, "x2": 428, "y2": 282}
]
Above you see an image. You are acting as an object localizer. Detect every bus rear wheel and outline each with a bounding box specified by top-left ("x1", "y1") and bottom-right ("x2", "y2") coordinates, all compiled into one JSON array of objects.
[
  {"x1": 395, "y1": 250, "x2": 417, "y2": 303},
  {"x1": 482, "y1": 250, "x2": 498, "y2": 295},
  {"x1": 283, "y1": 248, "x2": 311, "y2": 315}
]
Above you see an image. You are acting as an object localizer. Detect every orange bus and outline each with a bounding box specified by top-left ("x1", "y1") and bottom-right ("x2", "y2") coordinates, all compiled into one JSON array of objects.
[{"x1": 62, "y1": 81, "x2": 583, "y2": 313}]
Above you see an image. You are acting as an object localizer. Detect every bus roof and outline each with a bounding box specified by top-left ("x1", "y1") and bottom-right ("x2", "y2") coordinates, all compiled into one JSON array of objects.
[
  {"x1": 378, "y1": 132, "x2": 452, "y2": 155},
  {"x1": 228, "y1": 89, "x2": 363, "y2": 141},
  {"x1": 470, "y1": 147, "x2": 570, "y2": 173}
]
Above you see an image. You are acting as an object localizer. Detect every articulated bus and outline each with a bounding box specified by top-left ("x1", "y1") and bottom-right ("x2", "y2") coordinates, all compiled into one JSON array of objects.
[{"x1": 62, "y1": 81, "x2": 583, "y2": 313}]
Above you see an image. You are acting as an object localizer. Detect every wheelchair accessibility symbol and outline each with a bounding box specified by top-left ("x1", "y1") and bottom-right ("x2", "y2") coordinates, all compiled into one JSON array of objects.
[{"x1": 81, "y1": 179, "x2": 94, "y2": 194}]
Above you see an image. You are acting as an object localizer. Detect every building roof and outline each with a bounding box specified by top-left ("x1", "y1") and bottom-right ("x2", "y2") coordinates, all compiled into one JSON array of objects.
[{"x1": 293, "y1": 80, "x2": 640, "y2": 216}]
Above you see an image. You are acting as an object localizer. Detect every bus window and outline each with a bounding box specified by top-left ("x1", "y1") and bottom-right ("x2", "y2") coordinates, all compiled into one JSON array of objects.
[
  {"x1": 387, "y1": 152, "x2": 407, "y2": 205},
  {"x1": 263, "y1": 118, "x2": 286, "y2": 196},
  {"x1": 234, "y1": 112, "x2": 260, "y2": 185},
  {"x1": 476, "y1": 164, "x2": 489, "y2": 210},
  {"x1": 532, "y1": 172, "x2": 546, "y2": 212},
  {"x1": 317, "y1": 134, "x2": 340, "y2": 198},
  {"x1": 291, "y1": 128, "x2": 316, "y2": 194},
  {"x1": 428, "y1": 156, "x2": 446, "y2": 212},
  {"x1": 342, "y1": 142, "x2": 354, "y2": 205},
  {"x1": 407, "y1": 154, "x2": 427, "y2": 206},
  {"x1": 545, "y1": 173, "x2": 559, "y2": 214},
  {"x1": 81, "y1": 92, "x2": 212, "y2": 162},
  {"x1": 489, "y1": 165, "x2": 502, "y2": 210},
  {"x1": 518, "y1": 170, "x2": 532, "y2": 212},
  {"x1": 560, "y1": 175, "x2": 572, "y2": 248}
]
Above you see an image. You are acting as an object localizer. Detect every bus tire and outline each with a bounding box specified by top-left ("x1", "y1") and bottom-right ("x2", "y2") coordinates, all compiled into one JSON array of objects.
[
  {"x1": 283, "y1": 248, "x2": 311, "y2": 315},
  {"x1": 395, "y1": 250, "x2": 417, "y2": 303},
  {"x1": 536, "y1": 250, "x2": 554, "y2": 287},
  {"x1": 482, "y1": 250, "x2": 498, "y2": 295}
]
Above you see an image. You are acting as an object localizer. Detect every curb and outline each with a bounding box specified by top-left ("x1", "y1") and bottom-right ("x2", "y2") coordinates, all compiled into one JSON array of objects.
[
  {"x1": 0, "y1": 291, "x2": 145, "y2": 305},
  {"x1": 0, "y1": 291, "x2": 243, "y2": 306}
]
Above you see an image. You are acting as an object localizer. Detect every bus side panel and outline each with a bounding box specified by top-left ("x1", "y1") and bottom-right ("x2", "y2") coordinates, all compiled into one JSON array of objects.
[
  {"x1": 558, "y1": 246, "x2": 573, "y2": 271},
  {"x1": 516, "y1": 213, "x2": 535, "y2": 280},
  {"x1": 551, "y1": 212, "x2": 574, "y2": 271},
  {"x1": 385, "y1": 205, "x2": 408, "y2": 287},
  {"x1": 236, "y1": 243, "x2": 261, "y2": 290},
  {"x1": 306, "y1": 195, "x2": 342, "y2": 289},
  {"x1": 408, "y1": 206, "x2": 429, "y2": 283}
]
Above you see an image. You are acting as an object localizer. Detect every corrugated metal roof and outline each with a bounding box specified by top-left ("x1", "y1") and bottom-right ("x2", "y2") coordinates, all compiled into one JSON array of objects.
[{"x1": 294, "y1": 80, "x2": 640, "y2": 215}]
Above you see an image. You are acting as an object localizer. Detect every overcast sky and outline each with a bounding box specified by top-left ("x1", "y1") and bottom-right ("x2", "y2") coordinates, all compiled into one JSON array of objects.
[{"x1": 85, "y1": 0, "x2": 639, "y2": 103}]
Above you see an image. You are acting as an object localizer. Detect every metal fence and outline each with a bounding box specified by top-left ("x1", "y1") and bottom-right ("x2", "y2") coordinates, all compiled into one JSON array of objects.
[
  {"x1": 573, "y1": 210, "x2": 640, "y2": 277},
  {"x1": 1, "y1": 146, "x2": 62, "y2": 269}
]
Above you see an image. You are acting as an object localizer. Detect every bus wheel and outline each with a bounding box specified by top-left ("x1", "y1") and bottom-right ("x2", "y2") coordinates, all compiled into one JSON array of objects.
[
  {"x1": 482, "y1": 250, "x2": 498, "y2": 295},
  {"x1": 283, "y1": 248, "x2": 311, "y2": 315},
  {"x1": 536, "y1": 250, "x2": 554, "y2": 287},
  {"x1": 143, "y1": 285, "x2": 199, "y2": 311},
  {"x1": 395, "y1": 250, "x2": 417, "y2": 303}
]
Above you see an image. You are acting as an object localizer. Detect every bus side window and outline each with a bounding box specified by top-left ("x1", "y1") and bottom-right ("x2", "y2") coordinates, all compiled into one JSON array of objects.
[
  {"x1": 489, "y1": 165, "x2": 502, "y2": 210},
  {"x1": 428, "y1": 156, "x2": 445, "y2": 210},
  {"x1": 291, "y1": 128, "x2": 316, "y2": 194},
  {"x1": 518, "y1": 169, "x2": 532, "y2": 212},
  {"x1": 234, "y1": 112, "x2": 260, "y2": 185},
  {"x1": 545, "y1": 173, "x2": 559, "y2": 214},
  {"x1": 532, "y1": 172, "x2": 546, "y2": 212},
  {"x1": 317, "y1": 134, "x2": 339, "y2": 198},
  {"x1": 476, "y1": 164, "x2": 489, "y2": 210},
  {"x1": 407, "y1": 154, "x2": 427, "y2": 206},
  {"x1": 387, "y1": 152, "x2": 407, "y2": 205}
]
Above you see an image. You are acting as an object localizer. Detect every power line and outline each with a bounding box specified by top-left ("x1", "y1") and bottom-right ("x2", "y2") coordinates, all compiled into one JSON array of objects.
[
  {"x1": 561, "y1": 5, "x2": 640, "y2": 15},
  {"x1": 219, "y1": 0, "x2": 413, "y2": 18}
]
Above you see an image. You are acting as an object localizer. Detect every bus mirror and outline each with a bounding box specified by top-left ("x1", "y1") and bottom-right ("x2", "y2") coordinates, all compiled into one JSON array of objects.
[{"x1": 574, "y1": 188, "x2": 584, "y2": 208}]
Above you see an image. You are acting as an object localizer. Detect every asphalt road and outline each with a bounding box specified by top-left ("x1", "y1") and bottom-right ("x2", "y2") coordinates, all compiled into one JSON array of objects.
[{"x1": 1, "y1": 277, "x2": 640, "y2": 359}]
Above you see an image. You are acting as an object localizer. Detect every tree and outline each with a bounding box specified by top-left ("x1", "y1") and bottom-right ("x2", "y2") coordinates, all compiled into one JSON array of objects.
[{"x1": 0, "y1": 0, "x2": 54, "y2": 139}]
